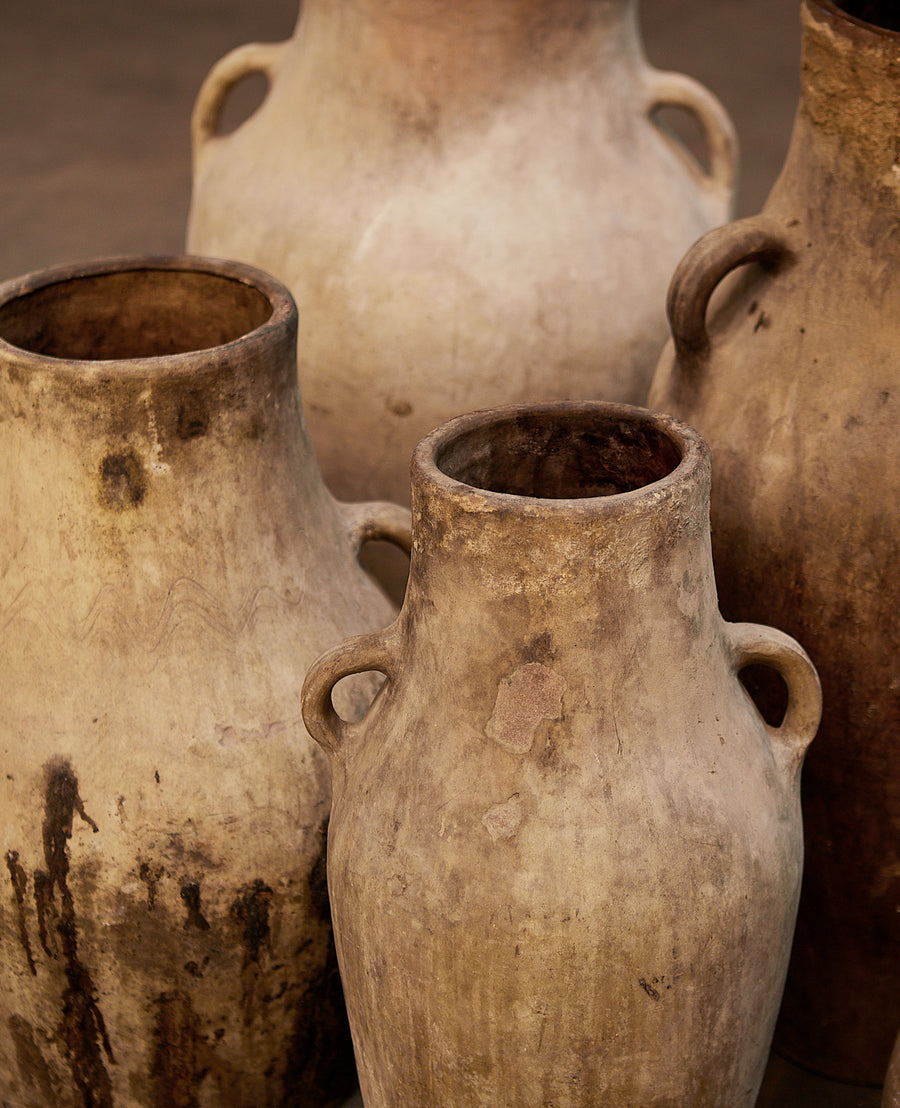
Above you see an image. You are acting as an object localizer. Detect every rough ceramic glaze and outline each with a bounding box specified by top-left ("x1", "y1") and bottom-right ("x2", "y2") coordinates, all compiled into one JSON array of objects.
[
  {"x1": 301, "y1": 402, "x2": 821, "y2": 1107},
  {"x1": 186, "y1": 0, "x2": 737, "y2": 507},
  {"x1": 0, "y1": 257, "x2": 409, "y2": 1108},
  {"x1": 649, "y1": 0, "x2": 900, "y2": 1085}
]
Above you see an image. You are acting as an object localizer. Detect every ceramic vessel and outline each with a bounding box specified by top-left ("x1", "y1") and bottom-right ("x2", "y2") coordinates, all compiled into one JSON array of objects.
[
  {"x1": 186, "y1": 0, "x2": 737, "y2": 507},
  {"x1": 301, "y1": 401, "x2": 821, "y2": 1107},
  {"x1": 649, "y1": 0, "x2": 900, "y2": 1084},
  {"x1": 0, "y1": 256, "x2": 409, "y2": 1108}
]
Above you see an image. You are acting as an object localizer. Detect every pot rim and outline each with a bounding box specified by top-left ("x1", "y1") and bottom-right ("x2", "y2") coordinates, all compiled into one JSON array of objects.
[
  {"x1": 805, "y1": 0, "x2": 900, "y2": 40},
  {"x1": 412, "y1": 400, "x2": 708, "y2": 517},
  {"x1": 0, "y1": 254, "x2": 295, "y2": 376}
]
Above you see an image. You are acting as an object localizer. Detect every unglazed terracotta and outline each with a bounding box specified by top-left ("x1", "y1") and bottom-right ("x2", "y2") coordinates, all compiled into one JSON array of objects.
[
  {"x1": 186, "y1": 0, "x2": 737, "y2": 507},
  {"x1": 649, "y1": 0, "x2": 900, "y2": 1085},
  {"x1": 0, "y1": 257, "x2": 409, "y2": 1108},
  {"x1": 301, "y1": 401, "x2": 822, "y2": 1107}
]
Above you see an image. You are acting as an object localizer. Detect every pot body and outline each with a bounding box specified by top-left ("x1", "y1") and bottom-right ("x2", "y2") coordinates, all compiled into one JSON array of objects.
[
  {"x1": 302, "y1": 402, "x2": 821, "y2": 1107},
  {"x1": 0, "y1": 257, "x2": 409, "y2": 1107},
  {"x1": 649, "y1": 0, "x2": 900, "y2": 1084},
  {"x1": 186, "y1": 0, "x2": 737, "y2": 506}
]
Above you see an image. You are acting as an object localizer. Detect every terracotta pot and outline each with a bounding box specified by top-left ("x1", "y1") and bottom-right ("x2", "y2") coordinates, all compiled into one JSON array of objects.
[
  {"x1": 648, "y1": 0, "x2": 900, "y2": 1085},
  {"x1": 186, "y1": 0, "x2": 737, "y2": 508},
  {"x1": 0, "y1": 256, "x2": 409, "y2": 1108},
  {"x1": 301, "y1": 401, "x2": 821, "y2": 1107}
]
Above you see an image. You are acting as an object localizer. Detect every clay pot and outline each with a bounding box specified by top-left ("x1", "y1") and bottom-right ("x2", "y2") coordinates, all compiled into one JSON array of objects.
[
  {"x1": 301, "y1": 401, "x2": 821, "y2": 1107},
  {"x1": 186, "y1": 0, "x2": 737, "y2": 508},
  {"x1": 0, "y1": 256, "x2": 409, "y2": 1108},
  {"x1": 648, "y1": 0, "x2": 900, "y2": 1085}
]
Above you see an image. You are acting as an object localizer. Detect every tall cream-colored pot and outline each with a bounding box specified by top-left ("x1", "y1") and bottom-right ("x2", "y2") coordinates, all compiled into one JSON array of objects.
[
  {"x1": 186, "y1": 0, "x2": 737, "y2": 507},
  {"x1": 0, "y1": 257, "x2": 409, "y2": 1107},
  {"x1": 302, "y1": 402, "x2": 822, "y2": 1107},
  {"x1": 649, "y1": 0, "x2": 900, "y2": 1085}
]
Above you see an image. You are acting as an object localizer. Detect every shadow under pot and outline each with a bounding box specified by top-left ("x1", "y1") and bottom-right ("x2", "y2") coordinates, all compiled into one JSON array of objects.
[
  {"x1": 302, "y1": 400, "x2": 822, "y2": 1108},
  {"x1": 0, "y1": 255, "x2": 409, "y2": 1108}
]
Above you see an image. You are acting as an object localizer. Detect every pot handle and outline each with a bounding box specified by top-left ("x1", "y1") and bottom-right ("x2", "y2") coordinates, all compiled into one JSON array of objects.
[
  {"x1": 338, "y1": 500, "x2": 413, "y2": 561},
  {"x1": 191, "y1": 42, "x2": 288, "y2": 172},
  {"x1": 725, "y1": 621, "x2": 822, "y2": 776},
  {"x1": 643, "y1": 69, "x2": 738, "y2": 198},
  {"x1": 301, "y1": 626, "x2": 400, "y2": 761},
  {"x1": 665, "y1": 215, "x2": 791, "y2": 380}
]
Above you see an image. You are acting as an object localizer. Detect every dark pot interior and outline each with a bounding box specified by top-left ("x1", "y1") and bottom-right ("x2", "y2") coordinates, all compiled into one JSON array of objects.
[
  {"x1": 436, "y1": 408, "x2": 683, "y2": 500},
  {"x1": 0, "y1": 268, "x2": 273, "y2": 360},
  {"x1": 833, "y1": 0, "x2": 900, "y2": 32}
]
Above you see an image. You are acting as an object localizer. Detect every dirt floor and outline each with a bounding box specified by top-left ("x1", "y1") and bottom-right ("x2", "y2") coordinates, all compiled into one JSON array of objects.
[{"x1": 0, "y1": 2, "x2": 886, "y2": 1105}]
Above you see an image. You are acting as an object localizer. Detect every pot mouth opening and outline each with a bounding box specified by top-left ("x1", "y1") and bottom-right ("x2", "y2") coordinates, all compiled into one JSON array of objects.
[
  {"x1": 0, "y1": 266, "x2": 275, "y2": 361},
  {"x1": 432, "y1": 405, "x2": 686, "y2": 501},
  {"x1": 821, "y1": 0, "x2": 900, "y2": 33}
]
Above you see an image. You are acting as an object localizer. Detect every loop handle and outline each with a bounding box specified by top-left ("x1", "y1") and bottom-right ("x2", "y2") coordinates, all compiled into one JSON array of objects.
[
  {"x1": 339, "y1": 500, "x2": 412, "y2": 560},
  {"x1": 191, "y1": 42, "x2": 288, "y2": 174},
  {"x1": 301, "y1": 626, "x2": 399, "y2": 762},
  {"x1": 726, "y1": 621, "x2": 822, "y2": 780},
  {"x1": 644, "y1": 69, "x2": 738, "y2": 199}
]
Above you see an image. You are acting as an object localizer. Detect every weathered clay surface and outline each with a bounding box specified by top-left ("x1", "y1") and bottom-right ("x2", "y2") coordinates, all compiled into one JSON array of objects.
[
  {"x1": 0, "y1": 257, "x2": 408, "y2": 1107},
  {"x1": 186, "y1": 0, "x2": 737, "y2": 508},
  {"x1": 649, "y1": 0, "x2": 900, "y2": 1084},
  {"x1": 302, "y1": 401, "x2": 821, "y2": 1107},
  {"x1": 885, "y1": 1031, "x2": 900, "y2": 1108}
]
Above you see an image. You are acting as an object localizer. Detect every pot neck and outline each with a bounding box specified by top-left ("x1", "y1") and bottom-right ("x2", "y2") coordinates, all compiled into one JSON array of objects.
[
  {"x1": 403, "y1": 405, "x2": 719, "y2": 667},
  {"x1": 293, "y1": 0, "x2": 641, "y2": 102},
  {"x1": 776, "y1": 1, "x2": 900, "y2": 210}
]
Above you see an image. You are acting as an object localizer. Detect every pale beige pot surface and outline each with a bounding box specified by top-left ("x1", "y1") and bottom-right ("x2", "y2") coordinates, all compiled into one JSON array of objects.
[
  {"x1": 186, "y1": 0, "x2": 737, "y2": 508},
  {"x1": 302, "y1": 401, "x2": 822, "y2": 1107},
  {"x1": 649, "y1": 0, "x2": 900, "y2": 1085},
  {"x1": 0, "y1": 256, "x2": 409, "y2": 1107},
  {"x1": 885, "y1": 1030, "x2": 900, "y2": 1108}
]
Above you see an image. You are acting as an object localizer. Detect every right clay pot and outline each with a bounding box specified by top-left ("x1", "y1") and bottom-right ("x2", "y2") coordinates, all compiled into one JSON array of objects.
[{"x1": 649, "y1": 0, "x2": 900, "y2": 1085}]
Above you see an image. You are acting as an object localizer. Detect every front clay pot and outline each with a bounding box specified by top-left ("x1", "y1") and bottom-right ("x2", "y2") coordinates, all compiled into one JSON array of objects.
[
  {"x1": 0, "y1": 257, "x2": 409, "y2": 1107},
  {"x1": 302, "y1": 402, "x2": 821, "y2": 1107},
  {"x1": 649, "y1": 0, "x2": 900, "y2": 1084},
  {"x1": 186, "y1": 0, "x2": 737, "y2": 508}
]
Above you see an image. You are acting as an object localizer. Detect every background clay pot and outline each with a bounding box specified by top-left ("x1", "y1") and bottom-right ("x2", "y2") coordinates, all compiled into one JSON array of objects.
[
  {"x1": 0, "y1": 256, "x2": 409, "y2": 1108},
  {"x1": 302, "y1": 401, "x2": 821, "y2": 1107},
  {"x1": 649, "y1": 0, "x2": 900, "y2": 1085},
  {"x1": 186, "y1": 0, "x2": 737, "y2": 508}
]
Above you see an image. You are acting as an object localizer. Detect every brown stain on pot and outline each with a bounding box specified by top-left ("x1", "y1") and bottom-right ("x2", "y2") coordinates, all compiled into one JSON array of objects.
[
  {"x1": 41, "y1": 756, "x2": 115, "y2": 1108},
  {"x1": 98, "y1": 449, "x2": 147, "y2": 510},
  {"x1": 151, "y1": 991, "x2": 206, "y2": 1108},
  {"x1": 229, "y1": 879, "x2": 274, "y2": 964},
  {"x1": 5, "y1": 849, "x2": 36, "y2": 974},
  {"x1": 180, "y1": 879, "x2": 211, "y2": 931}
]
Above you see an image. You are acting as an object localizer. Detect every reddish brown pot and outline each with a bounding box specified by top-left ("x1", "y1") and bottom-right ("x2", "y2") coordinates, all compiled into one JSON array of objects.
[
  {"x1": 649, "y1": 0, "x2": 900, "y2": 1085},
  {"x1": 0, "y1": 257, "x2": 409, "y2": 1107},
  {"x1": 302, "y1": 402, "x2": 821, "y2": 1107}
]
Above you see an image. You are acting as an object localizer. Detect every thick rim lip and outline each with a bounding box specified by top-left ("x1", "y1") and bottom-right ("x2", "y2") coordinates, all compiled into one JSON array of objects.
[
  {"x1": 0, "y1": 254, "x2": 295, "y2": 374},
  {"x1": 412, "y1": 400, "x2": 708, "y2": 517},
  {"x1": 807, "y1": 0, "x2": 900, "y2": 40}
]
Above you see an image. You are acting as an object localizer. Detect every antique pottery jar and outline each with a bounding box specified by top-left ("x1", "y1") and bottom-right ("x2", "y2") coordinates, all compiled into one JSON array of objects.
[
  {"x1": 649, "y1": 0, "x2": 900, "y2": 1084},
  {"x1": 301, "y1": 401, "x2": 821, "y2": 1107},
  {"x1": 186, "y1": 0, "x2": 737, "y2": 507},
  {"x1": 0, "y1": 256, "x2": 409, "y2": 1107}
]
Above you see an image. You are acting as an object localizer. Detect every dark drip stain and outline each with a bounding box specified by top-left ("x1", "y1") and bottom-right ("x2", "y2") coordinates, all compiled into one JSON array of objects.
[
  {"x1": 6, "y1": 850, "x2": 36, "y2": 974},
  {"x1": 180, "y1": 880, "x2": 211, "y2": 931},
  {"x1": 307, "y1": 827, "x2": 331, "y2": 925},
  {"x1": 151, "y1": 992, "x2": 207, "y2": 1108},
  {"x1": 41, "y1": 756, "x2": 114, "y2": 1108},
  {"x1": 230, "y1": 880, "x2": 274, "y2": 964},
  {"x1": 34, "y1": 868, "x2": 57, "y2": 957},
  {"x1": 139, "y1": 861, "x2": 165, "y2": 910},
  {"x1": 98, "y1": 450, "x2": 147, "y2": 511}
]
